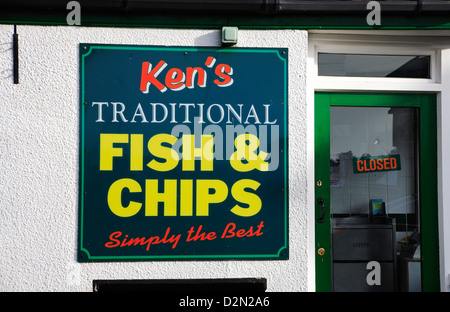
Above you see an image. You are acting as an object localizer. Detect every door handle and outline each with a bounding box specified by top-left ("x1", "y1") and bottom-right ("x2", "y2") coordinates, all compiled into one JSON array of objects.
[{"x1": 317, "y1": 197, "x2": 325, "y2": 223}]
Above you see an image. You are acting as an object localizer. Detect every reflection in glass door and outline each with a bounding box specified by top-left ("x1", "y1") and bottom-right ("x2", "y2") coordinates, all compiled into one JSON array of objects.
[
  {"x1": 314, "y1": 93, "x2": 439, "y2": 292},
  {"x1": 330, "y1": 107, "x2": 419, "y2": 292}
]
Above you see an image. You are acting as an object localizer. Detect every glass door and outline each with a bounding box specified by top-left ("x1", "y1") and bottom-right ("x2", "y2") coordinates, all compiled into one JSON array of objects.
[{"x1": 315, "y1": 93, "x2": 439, "y2": 292}]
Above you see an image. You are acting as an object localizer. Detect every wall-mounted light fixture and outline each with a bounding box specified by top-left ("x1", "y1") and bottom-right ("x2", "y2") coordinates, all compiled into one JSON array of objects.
[{"x1": 221, "y1": 27, "x2": 238, "y2": 46}]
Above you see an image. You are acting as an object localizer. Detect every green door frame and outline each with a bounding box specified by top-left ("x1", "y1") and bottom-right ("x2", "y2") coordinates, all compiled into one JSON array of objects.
[{"x1": 314, "y1": 93, "x2": 440, "y2": 292}]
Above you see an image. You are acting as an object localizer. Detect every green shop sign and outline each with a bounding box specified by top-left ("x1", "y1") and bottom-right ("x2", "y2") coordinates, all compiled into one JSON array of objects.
[{"x1": 78, "y1": 44, "x2": 288, "y2": 261}]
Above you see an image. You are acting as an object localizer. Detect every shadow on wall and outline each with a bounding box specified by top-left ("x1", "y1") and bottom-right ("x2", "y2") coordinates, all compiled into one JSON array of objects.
[
  {"x1": 0, "y1": 42, "x2": 12, "y2": 80},
  {"x1": 194, "y1": 31, "x2": 221, "y2": 47}
]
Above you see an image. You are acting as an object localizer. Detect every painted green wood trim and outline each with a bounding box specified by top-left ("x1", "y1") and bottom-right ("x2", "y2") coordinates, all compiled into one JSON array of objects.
[
  {"x1": 314, "y1": 93, "x2": 440, "y2": 292},
  {"x1": 314, "y1": 93, "x2": 332, "y2": 292},
  {"x1": 418, "y1": 94, "x2": 440, "y2": 292}
]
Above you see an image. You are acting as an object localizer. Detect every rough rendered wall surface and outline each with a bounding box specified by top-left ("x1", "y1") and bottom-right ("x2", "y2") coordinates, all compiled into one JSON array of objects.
[{"x1": 0, "y1": 25, "x2": 309, "y2": 292}]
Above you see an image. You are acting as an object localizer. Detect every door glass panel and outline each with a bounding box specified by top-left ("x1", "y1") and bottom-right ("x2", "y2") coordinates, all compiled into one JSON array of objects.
[
  {"x1": 318, "y1": 53, "x2": 430, "y2": 78},
  {"x1": 330, "y1": 106, "x2": 421, "y2": 292}
]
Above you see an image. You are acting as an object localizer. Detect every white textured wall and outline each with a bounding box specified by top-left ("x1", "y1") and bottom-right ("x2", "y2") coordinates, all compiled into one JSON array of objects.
[{"x1": 0, "y1": 25, "x2": 310, "y2": 292}]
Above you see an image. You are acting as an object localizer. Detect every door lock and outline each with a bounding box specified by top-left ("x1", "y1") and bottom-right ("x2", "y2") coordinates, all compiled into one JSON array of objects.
[{"x1": 318, "y1": 248, "x2": 325, "y2": 256}]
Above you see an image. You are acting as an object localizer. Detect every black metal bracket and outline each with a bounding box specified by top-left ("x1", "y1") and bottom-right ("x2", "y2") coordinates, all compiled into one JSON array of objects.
[{"x1": 13, "y1": 25, "x2": 18, "y2": 84}]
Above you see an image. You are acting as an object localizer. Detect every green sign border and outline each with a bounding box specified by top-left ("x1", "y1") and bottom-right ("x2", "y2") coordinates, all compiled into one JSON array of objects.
[{"x1": 78, "y1": 44, "x2": 289, "y2": 261}]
